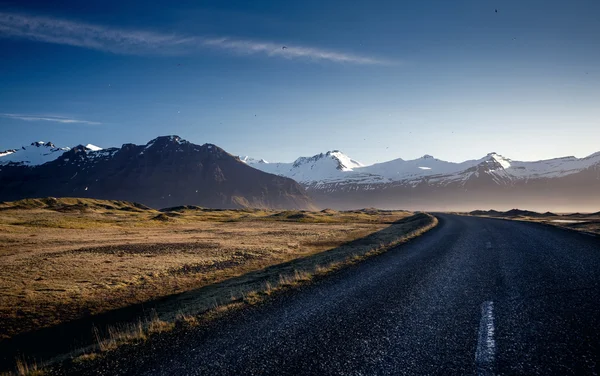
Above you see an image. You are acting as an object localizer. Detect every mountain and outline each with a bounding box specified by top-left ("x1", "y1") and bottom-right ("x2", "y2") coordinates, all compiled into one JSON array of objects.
[
  {"x1": 0, "y1": 136, "x2": 315, "y2": 210},
  {"x1": 3, "y1": 138, "x2": 598, "y2": 212},
  {"x1": 240, "y1": 150, "x2": 366, "y2": 184},
  {"x1": 0, "y1": 141, "x2": 72, "y2": 166},
  {"x1": 243, "y1": 151, "x2": 600, "y2": 212}
]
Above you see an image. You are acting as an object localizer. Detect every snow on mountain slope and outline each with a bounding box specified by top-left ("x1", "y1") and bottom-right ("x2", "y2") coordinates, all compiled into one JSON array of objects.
[
  {"x1": 85, "y1": 144, "x2": 103, "y2": 151},
  {"x1": 242, "y1": 150, "x2": 373, "y2": 184},
  {"x1": 434, "y1": 152, "x2": 600, "y2": 185},
  {"x1": 506, "y1": 154, "x2": 600, "y2": 179},
  {"x1": 0, "y1": 141, "x2": 104, "y2": 166},
  {"x1": 244, "y1": 151, "x2": 487, "y2": 185},
  {"x1": 0, "y1": 149, "x2": 16, "y2": 158},
  {"x1": 0, "y1": 141, "x2": 71, "y2": 166},
  {"x1": 361, "y1": 154, "x2": 479, "y2": 180},
  {"x1": 328, "y1": 151, "x2": 364, "y2": 170},
  {"x1": 243, "y1": 150, "x2": 600, "y2": 188},
  {"x1": 239, "y1": 156, "x2": 268, "y2": 164}
]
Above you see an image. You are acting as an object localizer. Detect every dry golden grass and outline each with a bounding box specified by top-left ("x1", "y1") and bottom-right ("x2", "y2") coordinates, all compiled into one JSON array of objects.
[
  {"x1": 83, "y1": 311, "x2": 174, "y2": 357},
  {"x1": 10, "y1": 356, "x2": 43, "y2": 376},
  {"x1": 524, "y1": 217, "x2": 600, "y2": 235},
  {"x1": 468, "y1": 210, "x2": 600, "y2": 236},
  {"x1": 84, "y1": 212, "x2": 436, "y2": 361},
  {"x1": 0, "y1": 198, "x2": 417, "y2": 341}
]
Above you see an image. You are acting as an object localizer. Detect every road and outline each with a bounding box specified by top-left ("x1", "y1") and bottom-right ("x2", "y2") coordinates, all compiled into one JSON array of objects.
[{"x1": 93, "y1": 214, "x2": 600, "y2": 375}]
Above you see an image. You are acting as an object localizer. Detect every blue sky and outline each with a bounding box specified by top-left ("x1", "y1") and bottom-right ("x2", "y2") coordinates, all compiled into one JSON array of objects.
[{"x1": 1, "y1": 0, "x2": 599, "y2": 164}]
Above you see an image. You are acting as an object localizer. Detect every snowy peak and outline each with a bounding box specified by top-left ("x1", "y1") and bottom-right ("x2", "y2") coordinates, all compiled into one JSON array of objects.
[
  {"x1": 291, "y1": 150, "x2": 363, "y2": 171},
  {"x1": 485, "y1": 153, "x2": 511, "y2": 169},
  {"x1": 241, "y1": 150, "x2": 366, "y2": 184},
  {"x1": 0, "y1": 141, "x2": 70, "y2": 166},
  {"x1": 327, "y1": 150, "x2": 364, "y2": 171},
  {"x1": 85, "y1": 144, "x2": 102, "y2": 151}
]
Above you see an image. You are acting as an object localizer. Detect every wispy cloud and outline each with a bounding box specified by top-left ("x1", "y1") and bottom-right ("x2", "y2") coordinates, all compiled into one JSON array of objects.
[
  {"x1": 199, "y1": 38, "x2": 387, "y2": 65},
  {"x1": 0, "y1": 12, "x2": 391, "y2": 65},
  {"x1": 1, "y1": 113, "x2": 101, "y2": 125}
]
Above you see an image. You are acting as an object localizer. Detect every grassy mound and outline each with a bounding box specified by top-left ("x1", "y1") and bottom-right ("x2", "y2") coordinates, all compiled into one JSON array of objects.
[{"x1": 0, "y1": 197, "x2": 152, "y2": 212}]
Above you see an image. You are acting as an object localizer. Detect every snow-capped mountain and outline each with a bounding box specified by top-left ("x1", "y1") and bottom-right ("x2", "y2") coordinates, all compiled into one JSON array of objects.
[
  {"x1": 0, "y1": 141, "x2": 104, "y2": 166},
  {"x1": 240, "y1": 150, "x2": 367, "y2": 184},
  {"x1": 0, "y1": 141, "x2": 72, "y2": 166},
  {"x1": 242, "y1": 150, "x2": 600, "y2": 211},
  {"x1": 0, "y1": 136, "x2": 314, "y2": 210},
  {"x1": 243, "y1": 150, "x2": 600, "y2": 187},
  {"x1": 2, "y1": 137, "x2": 598, "y2": 211}
]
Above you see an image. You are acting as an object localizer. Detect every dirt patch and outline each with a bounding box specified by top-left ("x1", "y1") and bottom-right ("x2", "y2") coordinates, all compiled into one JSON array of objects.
[
  {"x1": 70, "y1": 242, "x2": 222, "y2": 256},
  {"x1": 168, "y1": 251, "x2": 268, "y2": 275},
  {"x1": 151, "y1": 213, "x2": 171, "y2": 222}
]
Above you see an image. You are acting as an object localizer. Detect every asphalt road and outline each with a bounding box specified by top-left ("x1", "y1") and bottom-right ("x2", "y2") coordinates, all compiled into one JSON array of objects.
[{"x1": 92, "y1": 214, "x2": 600, "y2": 375}]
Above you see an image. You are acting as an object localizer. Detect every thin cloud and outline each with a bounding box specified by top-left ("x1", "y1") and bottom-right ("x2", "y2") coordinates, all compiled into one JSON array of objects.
[
  {"x1": 1, "y1": 113, "x2": 101, "y2": 125},
  {"x1": 0, "y1": 12, "x2": 391, "y2": 65},
  {"x1": 199, "y1": 38, "x2": 386, "y2": 65}
]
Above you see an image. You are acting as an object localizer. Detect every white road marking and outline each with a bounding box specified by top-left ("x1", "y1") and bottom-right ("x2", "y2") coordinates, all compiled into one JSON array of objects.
[{"x1": 475, "y1": 301, "x2": 496, "y2": 376}]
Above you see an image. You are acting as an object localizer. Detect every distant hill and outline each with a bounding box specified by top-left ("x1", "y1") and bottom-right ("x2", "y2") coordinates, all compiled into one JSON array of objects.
[
  {"x1": 0, "y1": 136, "x2": 315, "y2": 210},
  {"x1": 503, "y1": 209, "x2": 547, "y2": 217},
  {"x1": 469, "y1": 209, "x2": 561, "y2": 218},
  {"x1": 0, "y1": 197, "x2": 153, "y2": 212}
]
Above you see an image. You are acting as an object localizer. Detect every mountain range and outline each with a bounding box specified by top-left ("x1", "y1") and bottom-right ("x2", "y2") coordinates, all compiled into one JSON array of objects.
[
  {"x1": 2, "y1": 137, "x2": 599, "y2": 212},
  {"x1": 241, "y1": 149, "x2": 600, "y2": 212},
  {"x1": 0, "y1": 137, "x2": 314, "y2": 210}
]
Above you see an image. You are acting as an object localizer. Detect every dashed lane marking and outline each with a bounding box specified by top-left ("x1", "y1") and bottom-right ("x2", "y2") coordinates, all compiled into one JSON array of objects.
[{"x1": 475, "y1": 300, "x2": 496, "y2": 376}]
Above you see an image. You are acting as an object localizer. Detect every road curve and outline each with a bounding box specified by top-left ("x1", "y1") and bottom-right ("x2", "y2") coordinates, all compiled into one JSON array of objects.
[{"x1": 90, "y1": 214, "x2": 600, "y2": 375}]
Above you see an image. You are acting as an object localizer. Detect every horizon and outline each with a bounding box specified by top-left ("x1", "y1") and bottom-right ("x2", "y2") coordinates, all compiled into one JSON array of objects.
[
  {"x1": 1, "y1": 0, "x2": 599, "y2": 165},
  {"x1": 2, "y1": 134, "x2": 600, "y2": 165}
]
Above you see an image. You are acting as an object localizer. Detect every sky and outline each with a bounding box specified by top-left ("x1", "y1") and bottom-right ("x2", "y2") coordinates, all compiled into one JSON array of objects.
[{"x1": 0, "y1": 0, "x2": 599, "y2": 165}]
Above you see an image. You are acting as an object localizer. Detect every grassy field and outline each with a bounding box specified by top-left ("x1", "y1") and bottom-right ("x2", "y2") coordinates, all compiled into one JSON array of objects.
[
  {"x1": 467, "y1": 209, "x2": 600, "y2": 235},
  {"x1": 0, "y1": 198, "x2": 433, "y2": 346},
  {"x1": 518, "y1": 216, "x2": 600, "y2": 235}
]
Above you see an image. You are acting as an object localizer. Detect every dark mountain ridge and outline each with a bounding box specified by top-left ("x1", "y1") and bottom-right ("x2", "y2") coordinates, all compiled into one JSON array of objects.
[{"x1": 0, "y1": 136, "x2": 315, "y2": 210}]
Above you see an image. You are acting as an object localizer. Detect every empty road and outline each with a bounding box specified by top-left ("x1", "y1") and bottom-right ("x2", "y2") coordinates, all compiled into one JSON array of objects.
[{"x1": 91, "y1": 214, "x2": 600, "y2": 375}]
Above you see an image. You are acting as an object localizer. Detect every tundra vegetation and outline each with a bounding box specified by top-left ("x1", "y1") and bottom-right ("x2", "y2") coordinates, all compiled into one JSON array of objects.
[{"x1": 0, "y1": 198, "x2": 436, "y2": 374}]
